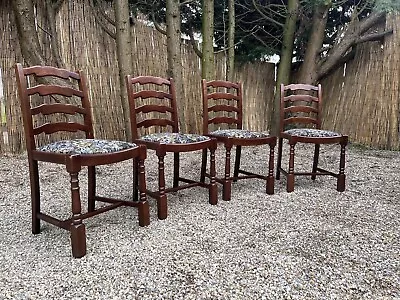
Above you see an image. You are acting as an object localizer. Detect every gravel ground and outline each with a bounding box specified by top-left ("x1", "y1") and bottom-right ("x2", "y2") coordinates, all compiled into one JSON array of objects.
[{"x1": 0, "y1": 143, "x2": 399, "y2": 299}]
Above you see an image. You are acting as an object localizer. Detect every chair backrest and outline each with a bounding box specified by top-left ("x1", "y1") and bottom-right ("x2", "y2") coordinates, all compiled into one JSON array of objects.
[
  {"x1": 126, "y1": 75, "x2": 179, "y2": 139},
  {"x1": 279, "y1": 83, "x2": 322, "y2": 132},
  {"x1": 15, "y1": 63, "x2": 94, "y2": 152},
  {"x1": 202, "y1": 79, "x2": 243, "y2": 134}
]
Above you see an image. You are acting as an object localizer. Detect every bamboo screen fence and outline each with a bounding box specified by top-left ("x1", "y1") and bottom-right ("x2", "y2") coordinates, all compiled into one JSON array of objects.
[{"x1": 0, "y1": 0, "x2": 399, "y2": 153}]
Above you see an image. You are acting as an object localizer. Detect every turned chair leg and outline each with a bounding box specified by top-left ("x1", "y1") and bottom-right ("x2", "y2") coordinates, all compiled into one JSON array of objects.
[
  {"x1": 276, "y1": 138, "x2": 283, "y2": 180},
  {"x1": 136, "y1": 155, "x2": 150, "y2": 226},
  {"x1": 266, "y1": 143, "x2": 275, "y2": 195},
  {"x1": 337, "y1": 142, "x2": 346, "y2": 192},
  {"x1": 223, "y1": 145, "x2": 233, "y2": 201},
  {"x1": 287, "y1": 143, "x2": 296, "y2": 192},
  {"x1": 157, "y1": 154, "x2": 168, "y2": 220},
  {"x1": 200, "y1": 149, "x2": 208, "y2": 183},
  {"x1": 66, "y1": 156, "x2": 86, "y2": 258},
  {"x1": 208, "y1": 146, "x2": 218, "y2": 205},
  {"x1": 311, "y1": 144, "x2": 320, "y2": 180}
]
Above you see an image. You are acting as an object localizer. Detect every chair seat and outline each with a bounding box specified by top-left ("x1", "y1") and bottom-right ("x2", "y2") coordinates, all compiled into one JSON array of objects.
[
  {"x1": 140, "y1": 132, "x2": 210, "y2": 144},
  {"x1": 284, "y1": 128, "x2": 342, "y2": 138},
  {"x1": 210, "y1": 129, "x2": 270, "y2": 139},
  {"x1": 38, "y1": 139, "x2": 137, "y2": 154}
]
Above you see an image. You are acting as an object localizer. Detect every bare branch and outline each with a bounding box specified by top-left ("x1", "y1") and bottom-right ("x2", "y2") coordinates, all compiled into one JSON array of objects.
[
  {"x1": 151, "y1": 11, "x2": 167, "y2": 35},
  {"x1": 356, "y1": 29, "x2": 393, "y2": 44},
  {"x1": 89, "y1": 0, "x2": 116, "y2": 39},
  {"x1": 188, "y1": 30, "x2": 202, "y2": 58}
]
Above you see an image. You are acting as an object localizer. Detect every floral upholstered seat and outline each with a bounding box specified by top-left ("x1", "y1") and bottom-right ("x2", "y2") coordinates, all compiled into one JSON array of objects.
[
  {"x1": 211, "y1": 129, "x2": 270, "y2": 139},
  {"x1": 140, "y1": 132, "x2": 210, "y2": 144},
  {"x1": 284, "y1": 128, "x2": 342, "y2": 138},
  {"x1": 38, "y1": 139, "x2": 137, "y2": 154}
]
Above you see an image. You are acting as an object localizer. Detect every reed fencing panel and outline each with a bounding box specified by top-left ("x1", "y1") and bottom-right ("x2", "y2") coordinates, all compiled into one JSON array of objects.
[{"x1": 0, "y1": 1, "x2": 399, "y2": 153}]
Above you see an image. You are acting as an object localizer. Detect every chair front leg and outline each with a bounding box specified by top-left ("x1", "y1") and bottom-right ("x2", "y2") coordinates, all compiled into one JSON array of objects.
[
  {"x1": 66, "y1": 155, "x2": 86, "y2": 258},
  {"x1": 208, "y1": 145, "x2": 218, "y2": 205},
  {"x1": 223, "y1": 144, "x2": 233, "y2": 201},
  {"x1": 157, "y1": 154, "x2": 168, "y2": 220},
  {"x1": 233, "y1": 145, "x2": 242, "y2": 181},
  {"x1": 266, "y1": 142, "x2": 275, "y2": 195},
  {"x1": 87, "y1": 166, "x2": 96, "y2": 212},
  {"x1": 287, "y1": 143, "x2": 296, "y2": 192},
  {"x1": 29, "y1": 159, "x2": 41, "y2": 234},
  {"x1": 311, "y1": 144, "x2": 320, "y2": 180},
  {"x1": 337, "y1": 141, "x2": 346, "y2": 192},
  {"x1": 136, "y1": 152, "x2": 150, "y2": 226}
]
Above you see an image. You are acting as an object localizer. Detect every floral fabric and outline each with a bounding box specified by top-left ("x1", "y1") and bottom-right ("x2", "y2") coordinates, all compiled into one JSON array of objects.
[
  {"x1": 38, "y1": 139, "x2": 137, "y2": 154},
  {"x1": 140, "y1": 132, "x2": 210, "y2": 144},
  {"x1": 210, "y1": 129, "x2": 270, "y2": 139},
  {"x1": 284, "y1": 128, "x2": 341, "y2": 138}
]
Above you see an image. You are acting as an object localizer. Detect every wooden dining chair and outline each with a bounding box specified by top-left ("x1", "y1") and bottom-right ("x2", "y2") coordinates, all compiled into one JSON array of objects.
[
  {"x1": 276, "y1": 83, "x2": 348, "y2": 192},
  {"x1": 125, "y1": 75, "x2": 218, "y2": 220},
  {"x1": 15, "y1": 63, "x2": 150, "y2": 258},
  {"x1": 201, "y1": 79, "x2": 276, "y2": 201}
]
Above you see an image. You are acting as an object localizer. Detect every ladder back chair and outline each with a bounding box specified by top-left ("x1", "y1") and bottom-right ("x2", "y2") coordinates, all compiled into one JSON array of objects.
[
  {"x1": 201, "y1": 79, "x2": 276, "y2": 201},
  {"x1": 276, "y1": 83, "x2": 348, "y2": 192},
  {"x1": 125, "y1": 75, "x2": 218, "y2": 220},
  {"x1": 15, "y1": 63, "x2": 150, "y2": 258}
]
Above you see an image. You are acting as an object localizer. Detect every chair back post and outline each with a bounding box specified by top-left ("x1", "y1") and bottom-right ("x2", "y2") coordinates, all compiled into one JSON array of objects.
[
  {"x1": 125, "y1": 74, "x2": 140, "y2": 140},
  {"x1": 77, "y1": 70, "x2": 95, "y2": 139},
  {"x1": 279, "y1": 83, "x2": 286, "y2": 135},
  {"x1": 201, "y1": 79, "x2": 209, "y2": 135},
  {"x1": 15, "y1": 63, "x2": 36, "y2": 152},
  {"x1": 316, "y1": 83, "x2": 322, "y2": 129},
  {"x1": 237, "y1": 82, "x2": 244, "y2": 130}
]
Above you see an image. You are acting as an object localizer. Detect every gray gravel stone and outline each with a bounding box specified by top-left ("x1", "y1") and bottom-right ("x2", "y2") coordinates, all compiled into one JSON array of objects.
[{"x1": 0, "y1": 144, "x2": 399, "y2": 299}]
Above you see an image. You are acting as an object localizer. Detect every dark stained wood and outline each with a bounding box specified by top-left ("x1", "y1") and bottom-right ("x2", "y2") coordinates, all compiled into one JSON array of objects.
[
  {"x1": 276, "y1": 83, "x2": 348, "y2": 192},
  {"x1": 201, "y1": 79, "x2": 277, "y2": 201},
  {"x1": 126, "y1": 75, "x2": 218, "y2": 220},
  {"x1": 15, "y1": 63, "x2": 150, "y2": 258}
]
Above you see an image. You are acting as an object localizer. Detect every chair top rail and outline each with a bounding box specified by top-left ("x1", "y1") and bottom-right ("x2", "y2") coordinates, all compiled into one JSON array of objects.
[
  {"x1": 282, "y1": 83, "x2": 320, "y2": 91},
  {"x1": 204, "y1": 79, "x2": 240, "y2": 89},
  {"x1": 22, "y1": 65, "x2": 80, "y2": 80}
]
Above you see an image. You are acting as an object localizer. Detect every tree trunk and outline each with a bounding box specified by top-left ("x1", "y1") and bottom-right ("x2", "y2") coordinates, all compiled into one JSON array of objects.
[
  {"x1": 297, "y1": 3, "x2": 330, "y2": 84},
  {"x1": 12, "y1": 0, "x2": 46, "y2": 66},
  {"x1": 226, "y1": 0, "x2": 235, "y2": 81},
  {"x1": 166, "y1": 0, "x2": 185, "y2": 130},
  {"x1": 270, "y1": 0, "x2": 298, "y2": 134},
  {"x1": 202, "y1": 0, "x2": 215, "y2": 80},
  {"x1": 114, "y1": 0, "x2": 132, "y2": 140}
]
